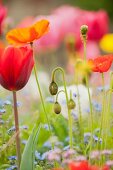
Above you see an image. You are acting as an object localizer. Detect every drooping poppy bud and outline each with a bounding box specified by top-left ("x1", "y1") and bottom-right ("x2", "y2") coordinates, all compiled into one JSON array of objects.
[
  {"x1": 0, "y1": 46, "x2": 34, "y2": 91},
  {"x1": 68, "y1": 99, "x2": 76, "y2": 110},
  {"x1": 49, "y1": 81, "x2": 58, "y2": 95},
  {"x1": 53, "y1": 101, "x2": 61, "y2": 114}
]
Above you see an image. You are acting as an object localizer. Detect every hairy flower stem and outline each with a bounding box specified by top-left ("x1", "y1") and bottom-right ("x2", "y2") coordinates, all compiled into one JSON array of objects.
[
  {"x1": 30, "y1": 43, "x2": 54, "y2": 150},
  {"x1": 13, "y1": 91, "x2": 21, "y2": 169},
  {"x1": 52, "y1": 67, "x2": 73, "y2": 148},
  {"x1": 76, "y1": 74, "x2": 83, "y2": 146},
  {"x1": 83, "y1": 38, "x2": 93, "y2": 159},
  {"x1": 104, "y1": 72, "x2": 113, "y2": 147},
  {"x1": 98, "y1": 73, "x2": 105, "y2": 148}
]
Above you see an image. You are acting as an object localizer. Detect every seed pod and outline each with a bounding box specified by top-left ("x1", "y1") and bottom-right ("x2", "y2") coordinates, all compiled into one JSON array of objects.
[
  {"x1": 54, "y1": 101, "x2": 61, "y2": 114},
  {"x1": 49, "y1": 81, "x2": 58, "y2": 95},
  {"x1": 68, "y1": 99, "x2": 76, "y2": 110}
]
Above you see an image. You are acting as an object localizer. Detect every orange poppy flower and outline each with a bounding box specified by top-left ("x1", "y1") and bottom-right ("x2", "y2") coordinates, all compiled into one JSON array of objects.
[
  {"x1": 6, "y1": 19, "x2": 49, "y2": 46},
  {"x1": 88, "y1": 55, "x2": 113, "y2": 73}
]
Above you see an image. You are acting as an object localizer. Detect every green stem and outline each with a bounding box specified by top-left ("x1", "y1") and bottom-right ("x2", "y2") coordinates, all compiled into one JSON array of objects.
[
  {"x1": 83, "y1": 39, "x2": 87, "y2": 61},
  {"x1": 76, "y1": 74, "x2": 83, "y2": 147},
  {"x1": 56, "y1": 90, "x2": 65, "y2": 102},
  {"x1": 83, "y1": 38, "x2": 93, "y2": 158},
  {"x1": 52, "y1": 67, "x2": 73, "y2": 148},
  {"x1": 104, "y1": 72, "x2": 113, "y2": 149},
  {"x1": 13, "y1": 91, "x2": 21, "y2": 169},
  {"x1": 31, "y1": 43, "x2": 54, "y2": 150},
  {"x1": 99, "y1": 73, "x2": 105, "y2": 150}
]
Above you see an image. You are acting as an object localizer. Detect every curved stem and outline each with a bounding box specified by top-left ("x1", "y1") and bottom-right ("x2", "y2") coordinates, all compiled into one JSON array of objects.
[
  {"x1": 52, "y1": 67, "x2": 73, "y2": 148},
  {"x1": 56, "y1": 90, "x2": 65, "y2": 102},
  {"x1": 13, "y1": 91, "x2": 21, "y2": 169}
]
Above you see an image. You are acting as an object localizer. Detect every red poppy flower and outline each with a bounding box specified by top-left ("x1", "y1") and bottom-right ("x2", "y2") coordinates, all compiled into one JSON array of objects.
[
  {"x1": 0, "y1": 46, "x2": 34, "y2": 91},
  {"x1": 88, "y1": 55, "x2": 113, "y2": 73},
  {"x1": 69, "y1": 161, "x2": 89, "y2": 170}
]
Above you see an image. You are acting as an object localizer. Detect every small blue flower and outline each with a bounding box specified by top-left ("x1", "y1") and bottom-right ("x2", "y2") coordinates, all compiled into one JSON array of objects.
[
  {"x1": 21, "y1": 140, "x2": 27, "y2": 145},
  {"x1": 97, "y1": 85, "x2": 109, "y2": 92},
  {"x1": 7, "y1": 126, "x2": 16, "y2": 135},
  {"x1": 21, "y1": 125, "x2": 28, "y2": 130},
  {"x1": 0, "y1": 119, "x2": 4, "y2": 124},
  {"x1": 92, "y1": 101, "x2": 102, "y2": 112},
  {"x1": 16, "y1": 101, "x2": 22, "y2": 107},
  {"x1": 43, "y1": 141, "x2": 51, "y2": 148},
  {"x1": 84, "y1": 132, "x2": 91, "y2": 144},
  {"x1": 63, "y1": 145, "x2": 70, "y2": 151},
  {"x1": 46, "y1": 97, "x2": 54, "y2": 103},
  {"x1": 73, "y1": 93, "x2": 77, "y2": 97},
  {"x1": 8, "y1": 156, "x2": 17, "y2": 160},
  {"x1": 93, "y1": 135, "x2": 102, "y2": 143},
  {"x1": 0, "y1": 108, "x2": 6, "y2": 114},
  {"x1": 6, "y1": 165, "x2": 17, "y2": 170},
  {"x1": 43, "y1": 124, "x2": 49, "y2": 131},
  {"x1": 4, "y1": 100, "x2": 12, "y2": 105}
]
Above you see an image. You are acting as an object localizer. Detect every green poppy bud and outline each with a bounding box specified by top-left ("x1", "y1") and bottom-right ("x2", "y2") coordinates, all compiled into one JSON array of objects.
[
  {"x1": 54, "y1": 101, "x2": 61, "y2": 114},
  {"x1": 68, "y1": 99, "x2": 76, "y2": 110},
  {"x1": 80, "y1": 25, "x2": 88, "y2": 36},
  {"x1": 49, "y1": 81, "x2": 58, "y2": 95}
]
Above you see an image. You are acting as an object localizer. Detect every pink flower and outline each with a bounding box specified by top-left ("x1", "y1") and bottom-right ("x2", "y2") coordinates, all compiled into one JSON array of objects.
[
  {"x1": 81, "y1": 10, "x2": 109, "y2": 41},
  {"x1": 0, "y1": 3, "x2": 7, "y2": 35},
  {"x1": 53, "y1": 5, "x2": 82, "y2": 38},
  {"x1": 79, "y1": 41, "x2": 100, "y2": 59},
  {"x1": 17, "y1": 16, "x2": 34, "y2": 28},
  {"x1": 53, "y1": 5, "x2": 109, "y2": 42},
  {"x1": 34, "y1": 15, "x2": 63, "y2": 51}
]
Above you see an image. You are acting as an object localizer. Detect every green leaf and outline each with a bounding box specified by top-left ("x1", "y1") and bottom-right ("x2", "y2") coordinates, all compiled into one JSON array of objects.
[{"x1": 20, "y1": 123, "x2": 41, "y2": 170}]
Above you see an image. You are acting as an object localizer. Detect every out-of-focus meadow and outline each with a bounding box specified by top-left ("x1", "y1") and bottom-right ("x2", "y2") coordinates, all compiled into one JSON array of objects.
[{"x1": 0, "y1": 0, "x2": 113, "y2": 170}]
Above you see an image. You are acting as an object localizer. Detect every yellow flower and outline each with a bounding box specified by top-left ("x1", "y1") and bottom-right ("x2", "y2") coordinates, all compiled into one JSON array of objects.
[
  {"x1": 99, "y1": 34, "x2": 113, "y2": 53},
  {"x1": 75, "y1": 59, "x2": 92, "y2": 75}
]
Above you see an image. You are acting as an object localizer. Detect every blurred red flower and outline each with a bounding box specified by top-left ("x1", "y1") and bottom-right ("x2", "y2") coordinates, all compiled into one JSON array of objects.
[
  {"x1": 0, "y1": 46, "x2": 34, "y2": 91},
  {"x1": 69, "y1": 161, "x2": 89, "y2": 170},
  {"x1": 51, "y1": 161, "x2": 109, "y2": 170},
  {"x1": 34, "y1": 15, "x2": 62, "y2": 51},
  {"x1": 88, "y1": 55, "x2": 113, "y2": 73},
  {"x1": 0, "y1": 3, "x2": 7, "y2": 35}
]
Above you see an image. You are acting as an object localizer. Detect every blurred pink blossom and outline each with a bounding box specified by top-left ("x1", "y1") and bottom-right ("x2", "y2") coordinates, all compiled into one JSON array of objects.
[
  {"x1": 79, "y1": 41, "x2": 100, "y2": 59},
  {"x1": 0, "y1": 3, "x2": 7, "y2": 35},
  {"x1": 53, "y1": 5, "x2": 109, "y2": 44},
  {"x1": 34, "y1": 15, "x2": 63, "y2": 51},
  {"x1": 81, "y1": 10, "x2": 109, "y2": 40},
  {"x1": 33, "y1": 5, "x2": 109, "y2": 52},
  {"x1": 17, "y1": 16, "x2": 34, "y2": 28}
]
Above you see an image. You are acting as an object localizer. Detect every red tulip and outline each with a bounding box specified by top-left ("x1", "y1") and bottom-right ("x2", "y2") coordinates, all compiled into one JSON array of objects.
[
  {"x1": 88, "y1": 55, "x2": 113, "y2": 73},
  {"x1": 0, "y1": 46, "x2": 34, "y2": 91},
  {"x1": 69, "y1": 161, "x2": 89, "y2": 170}
]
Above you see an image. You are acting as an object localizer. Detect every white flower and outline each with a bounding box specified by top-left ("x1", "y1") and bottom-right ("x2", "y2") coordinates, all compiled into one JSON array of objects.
[
  {"x1": 57, "y1": 84, "x2": 92, "y2": 119},
  {"x1": 22, "y1": 72, "x2": 50, "y2": 99}
]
